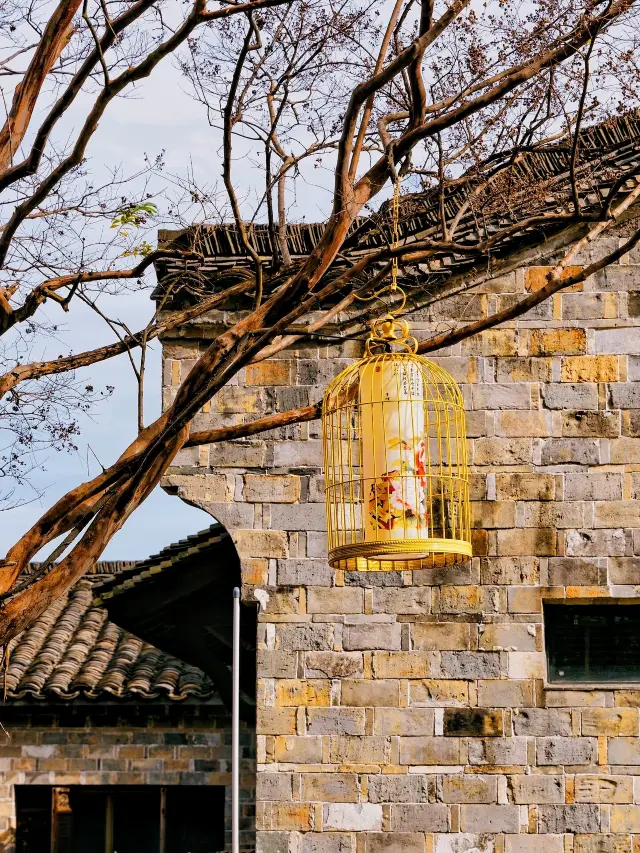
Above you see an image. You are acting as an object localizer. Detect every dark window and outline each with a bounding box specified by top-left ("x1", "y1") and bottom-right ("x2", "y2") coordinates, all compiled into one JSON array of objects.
[
  {"x1": 15, "y1": 786, "x2": 226, "y2": 853},
  {"x1": 545, "y1": 603, "x2": 640, "y2": 683}
]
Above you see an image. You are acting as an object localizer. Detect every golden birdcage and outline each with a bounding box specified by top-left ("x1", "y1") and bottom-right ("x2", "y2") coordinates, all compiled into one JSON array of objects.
[{"x1": 321, "y1": 185, "x2": 471, "y2": 570}]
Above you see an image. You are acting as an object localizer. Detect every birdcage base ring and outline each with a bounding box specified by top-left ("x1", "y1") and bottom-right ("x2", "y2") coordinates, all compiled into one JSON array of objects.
[{"x1": 329, "y1": 538, "x2": 472, "y2": 571}]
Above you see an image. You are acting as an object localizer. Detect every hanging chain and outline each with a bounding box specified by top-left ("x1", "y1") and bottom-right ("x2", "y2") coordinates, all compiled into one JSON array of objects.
[{"x1": 390, "y1": 176, "x2": 400, "y2": 293}]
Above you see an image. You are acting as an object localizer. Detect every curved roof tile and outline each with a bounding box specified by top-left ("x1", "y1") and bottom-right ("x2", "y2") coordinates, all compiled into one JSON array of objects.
[{"x1": 6, "y1": 580, "x2": 217, "y2": 703}]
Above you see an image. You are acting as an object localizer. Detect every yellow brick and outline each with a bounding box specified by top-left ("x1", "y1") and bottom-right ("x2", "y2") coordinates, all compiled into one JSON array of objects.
[
  {"x1": 481, "y1": 329, "x2": 518, "y2": 356},
  {"x1": 582, "y1": 709, "x2": 639, "y2": 737},
  {"x1": 561, "y1": 355, "x2": 619, "y2": 383},
  {"x1": 372, "y1": 652, "x2": 436, "y2": 679},
  {"x1": 525, "y1": 265, "x2": 583, "y2": 292},
  {"x1": 235, "y1": 529, "x2": 288, "y2": 558},
  {"x1": 257, "y1": 708, "x2": 297, "y2": 735},
  {"x1": 244, "y1": 558, "x2": 268, "y2": 585},
  {"x1": 529, "y1": 328, "x2": 586, "y2": 356},
  {"x1": 409, "y1": 680, "x2": 468, "y2": 706},
  {"x1": 275, "y1": 680, "x2": 331, "y2": 707},
  {"x1": 170, "y1": 360, "x2": 181, "y2": 385},
  {"x1": 257, "y1": 802, "x2": 313, "y2": 831},
  {"x1": 611, "y1": 806, "x2": 640, "y2": 833},
  {"x1": 495, "y1": 411, "x2": 550, "y2": 437},
  {"x1": 246, "y1": 361, "x2": 293, "y2": 386}
]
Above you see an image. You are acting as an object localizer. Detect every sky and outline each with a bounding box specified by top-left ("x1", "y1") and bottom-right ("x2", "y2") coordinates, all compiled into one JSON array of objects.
[{"x1": 2, "y1": 59, "x2": 235, "y2": 560}]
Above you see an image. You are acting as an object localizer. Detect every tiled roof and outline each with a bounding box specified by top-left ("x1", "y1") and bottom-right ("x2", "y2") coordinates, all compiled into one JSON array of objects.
[
  {"x1": 5, "y1": 579, "x2": 219, "y2": 704},
  {"x1": 154, "y1": 111, "x2": 640, "y2": 303},
  {"x1": 94, "y1": 523, "x2": 229, "y2": 605}
]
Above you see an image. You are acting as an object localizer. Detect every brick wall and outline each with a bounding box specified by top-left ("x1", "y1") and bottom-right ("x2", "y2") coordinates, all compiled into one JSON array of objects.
[
  {"x1": 0, "y1": 708, "x2": 255, "y2": 852},
  {"x1": 163, "y1": 233, "x2": 640, "y2": 853}
]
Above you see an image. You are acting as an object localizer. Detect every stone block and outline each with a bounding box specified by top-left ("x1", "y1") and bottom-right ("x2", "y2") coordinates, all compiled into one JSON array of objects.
[
  {"x1": 306, "y1": 709, "x2": 366, "y2": 736},
  {"x1": 537, "y1": 804, "x2": 600, "y2": 833},
  {"x1": 328, "y1": 737, "x2": 388, "y2": 765},
  {"x1": 507, "y1": 652, "x2": 546, "y2": 679},
  {"x1": 412, "y1": 622, "x2": 471, "y2": 650},
  {"x1": 473, "y1": 438, "x2": 532, "y2": 466},
  {"x1": 496, "y1": 528, "x2": 556, "y2": 557},
  {"x1": 536, "y1": 737, "x2": 597, "y2": 765},
  {"x1": 271, "y1": 504, "x2": 326, "y2": 532},
  {"x1": 443, "y1": 709, "x2": 503, "y2": 737},
  {"x1": 372, "y1": 652, "x2": 437, "y2": 679},
  {"x1": 563, "y1": 293, "x2": 612, "y2": 319},
  {"x1": 477, "y1": 680, "x2": 534, "y2": 708},
  {"x1": 593, "y1": 501, "x2": 640, "y2": 529},
  {"x1": 471, "y1": 384, "x2": 531, "y2": 410},
  {"x1": 374, "y1": 709, "x2": 435, "y2": 736},
  {"x1": 367, "y1": 775, "x2": 431, "y2": 803},
  {"x1": 613, "y1": 384, "x2": 640, "y2": 409},
  {"x1": 467, "y1": 738, "x2": 527, "y2": 766},
  {"x1": 530, "y1": 328, "x2": 586, "y2": 355},
  {"x1": 608, "y1": 738, "x2": 640, "y2": 765},
  {"x1": 441, "y1": 774, "x2": 497, "y2": 804},
  {"x1": 520, "y1": 500, "x2": 584, "y2": 529},
  {"x1": 410, "y1": 680, "x2": 469, "y2": 707},
  {"x1": 300, "y1": 774, "x2": 359, "y2": 803},
  {"x1": 548, "y1": 557, "x2": 599, "y2": 586},
  {"x1": 298, "y1": 833, "x2": 353, "y2": 853},
  {"x1": 258, "y1": 650, "x2": 298, "y2": 678},
  {"x1": 594, "y1": 327, "x2": 640, "y2": 354},
  {"x1": 277, "y1": 625, "x2": 333, "y2": 651},
  {"x1": 505, "y1": 837, "x2": 564, "y2": 853},
  {"x1": 388, "y1": 804, "x2": 448, "y2": 832},
  {"x1": 274, "y1": 737, "x2": 323, "y2": 764},
  {"x1": 574, "y1": 775, "x2": 633, "y2": 803},
  {"x1": 276, "y1": 680, "x2": 332, "y2": 709},
  {"x1": 399, "y1": 737, "x2": 461, "y2": 766},
  {"x1": 581, "y1": 709, "x2": 639, "y2": 737},
  {"x1": 459, "y1": 805, "x2": 519, "y2": 833},
  {"x1": 434, "y1": 836, "x2": 495, "y2": 853},
  {"x1": 481, "y1": 557, "x2": 540, "y2": 585},
  {"x1": 543, "y1": 383, "x2": 599, "y2": 410},
  {"x1": 471, "y1": 501, "x2": 517, "y2": 529},
  {"x1": 565, "y1": 529, "x2": 626, "y2": 557},
  {"x1": 562, "y1": 410, "x2": 621, "y2": 438},
  {"x1": 495, "y1": 473, "x2": 555, "y2": 501},
  {"x1": 236, "y1": 530, "x2": 288, "y2": 558},
  {"x1": 610, "y1": 438, "x2": 640, "y2": 463},
  {"x1": 341, "y1": 680, "x2": 400, "y2": 707},
  {"x1": 258, "y1": 803, "x2": 313, "y2": 831},
  {"x1": 307, "y1": 588, "x2": 363, "y2": 614},
  {"x1": 440, "y1": 652, "x2": 502, "y2": 680},
  {"x1": 508, "y1": 774, "x2": 564, "y2": 804},
  {"x1": 323, "y1": 804, "x2": 382, "y2": 832},
  {"x1": 256, "y1": 832, "x2": 290, "y2": 853},
  {"x1": 540, "y1": 438, "x2": 600, "y2": 466},
  {"x1": 343, "y1": 623, "x2": 401, "y2": 651},
  {"x1": 496, "y1": 357, "x2": 552, "y2": 383},
  {"x1": 609, "y1": 806, "x2": 640, "y2": 832},
  {"x1": 215, "y1": 386, "x2": 264, "y2": 414},
  {"x1": 305, "y1": 652, "x2": 364, "y2": 679},
  {"x1": 479, "y1": 623, "x2": 537, "y2": 652},
  {"x1": 257, "y1": 773, "x2": 294, "y2": 801},
  {"x1": 244, "y1": 475, "x2": 301, "y2": 503},
  {"x1": 371, "y1": 588, "x2": 431, "y2": 615},
  {"x1": 574, "y1": 836, "x2": 631, "y2": 853},
  {"x1": 277, "y1": 560, "x2": 333, "y2": 587},
  {"x1": 561, "y1": 355, "x2": 619, "y2": 382},
  {"x1": 212, "y1": 441, "x2": 267, "y2": 467},
  {"x1": 273, "y1": 441, "x2": 323, "y2": 468},
  {"x1": 363, "y1": 833, "x2": 426, "y2": 853},
  {"x1": 564, "y1": 471, "x2": 623, "y2": 501},
  {"x1": 258, "y1": 708, "x2": 297, "y2": 735},
  {"x1": 246, "y1": 361, "x2": 293, "y2": 386},
  {"x1": 513, "y1": 709, "x2": 571, "y2": 736},
  {"x1": 495, "y1": 411, "x2": 550, "y2": 437},
  {"x1": 608, "y1": 558, "x2": 640, "y2": 584},
  {"x1": 164, "y1": 473, "x2": 230, "y2": 502}
]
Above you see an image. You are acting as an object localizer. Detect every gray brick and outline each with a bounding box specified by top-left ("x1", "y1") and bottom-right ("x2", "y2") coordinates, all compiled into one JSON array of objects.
[
  {"x1": 608, "y1": 737, "x2": 640, "y2": 765},
  {"x1": 513, "y1": 709, "x2": 572, "y2": 736},
  {"x1": 271, "y1": 504, "x2": 326, "y2": 531},
  {"x1": 609, "y1": 382, "x2": 640, "y2": 408},
  {"x1": 389, "y1": 804, "x2": 448, "y2": 832},
  {"x1": 298, "y1": 833, "x2": 353, "y2": 853},
  {"x1": 564, "y1": 471, "x2": 623, "y2": 500},
  {"x1": 508, "y1": 774, "x2": 564, "y2": 804},
  {"x1": 536, "y1": 737, "x2": 597, "y2": 765},
  {"x1": 343, "y1": 623, "x2": 401, "y2": 651},
  {"x1": 537, "y1": 805, "x2": 600, "y2": 833},
  {"x1": 471, "y1": 384, "x2": 531, "y2": 410},
  {"x1": 540, "y1": 439, "x2": 600, "y2": 466},
  {"x1": 256, "y1": 773, "x2": 293, "y2": 801},
  {"x1": 459, "y1": 805, "x2": 519, "y2": 833},
  {"x1": 440, "y1": 652, "x2": 502, "y2": 680},
  {"x1": 368, "y1": 775, "x2": 431, "y2": 803},
  {"x1": 543, "y1": 383, "x2": 599, "y2": 410},
  {"x1": 277, "y1": 559, "x2": 332, "y2": 586},
  {"x1": 595, "y1": 327, "x2": 640, "y2": 354}
]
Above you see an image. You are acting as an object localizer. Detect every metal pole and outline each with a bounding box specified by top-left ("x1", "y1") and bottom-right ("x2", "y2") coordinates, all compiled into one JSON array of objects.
[{"x1": 232, "y1": 587, "x2": 240, "y2": 853}]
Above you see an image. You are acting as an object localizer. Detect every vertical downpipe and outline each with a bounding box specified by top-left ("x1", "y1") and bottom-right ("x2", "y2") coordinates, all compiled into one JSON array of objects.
[{"x1": 232, "y1": 587, "x2": 241, "y2": 853}]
